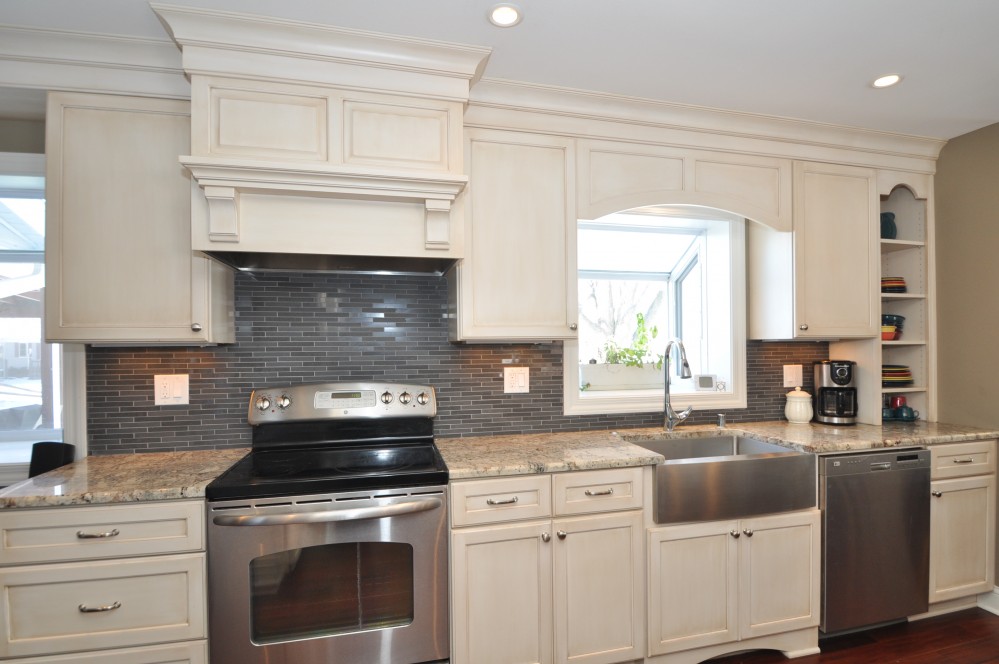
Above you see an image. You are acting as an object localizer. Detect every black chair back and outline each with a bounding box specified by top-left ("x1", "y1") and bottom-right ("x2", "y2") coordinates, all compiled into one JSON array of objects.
[{"x1": 28, "y1": 442, "x2": 76, "y2": 478}]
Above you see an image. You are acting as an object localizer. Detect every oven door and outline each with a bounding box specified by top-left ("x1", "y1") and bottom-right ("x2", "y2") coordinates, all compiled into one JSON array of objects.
[{"x1": 207, "y1": 486, "x2": 448, "y2": 664}]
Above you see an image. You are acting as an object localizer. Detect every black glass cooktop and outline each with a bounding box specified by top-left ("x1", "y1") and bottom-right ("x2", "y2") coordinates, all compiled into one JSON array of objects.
[{"x1": 206, "y1": 440, "x2": 449, "y2": 501}]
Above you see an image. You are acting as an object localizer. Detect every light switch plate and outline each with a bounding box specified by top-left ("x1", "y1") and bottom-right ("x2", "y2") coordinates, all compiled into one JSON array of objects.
[
  {"x1": 503, "y1": 367, "x2": 530, "y2": 394},
  {"x1": 154, "y1": 374, "x2": 190, "y2": 405},
  {"x1": 782, "y1": 364, "x2": 803, "y2": 388}
]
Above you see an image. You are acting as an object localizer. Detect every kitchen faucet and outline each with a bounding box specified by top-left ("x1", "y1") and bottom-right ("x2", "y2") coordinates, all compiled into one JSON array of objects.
[{"x1": 663, "y1": 338, "x2": 693, "y2": 431}]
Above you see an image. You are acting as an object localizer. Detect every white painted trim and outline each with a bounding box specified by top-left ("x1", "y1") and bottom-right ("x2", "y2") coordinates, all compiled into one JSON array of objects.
[
  {"x1": 467, "y1": 79, "x2": 944, "y2": 174},
  {"x1": 0, "y1": 25, "x2": 188, "y2": 99},
  {"x1": 62, "y1": 344, "x2": 87, "y2": 459},
  {"x1": 979, "y1": 587, "x2": 999, "y2": 616},
  {"x1": 152, "y1": 3, "x2": 491, "y2": 102}
]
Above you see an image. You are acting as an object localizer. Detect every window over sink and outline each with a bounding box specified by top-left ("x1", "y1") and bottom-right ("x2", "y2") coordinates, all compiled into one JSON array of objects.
[{"x1": 564, "y1": 206, "x2": 747, "y2": 416}]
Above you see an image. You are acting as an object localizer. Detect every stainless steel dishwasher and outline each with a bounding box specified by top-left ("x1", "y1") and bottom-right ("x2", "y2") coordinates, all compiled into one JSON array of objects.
[{"x1": 819, "y1": 448, "x2": 931, "y2": 634}]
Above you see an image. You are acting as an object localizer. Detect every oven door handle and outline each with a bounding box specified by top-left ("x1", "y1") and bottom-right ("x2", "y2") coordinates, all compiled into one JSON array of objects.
[{"x1": 212, "y1": 496, "x2": 442, "y2": 527}]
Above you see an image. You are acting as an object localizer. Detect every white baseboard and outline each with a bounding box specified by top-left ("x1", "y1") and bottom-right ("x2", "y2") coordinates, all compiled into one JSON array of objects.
[{"x1": 979, "y1": 587, "x2": 999, "y2": 616}]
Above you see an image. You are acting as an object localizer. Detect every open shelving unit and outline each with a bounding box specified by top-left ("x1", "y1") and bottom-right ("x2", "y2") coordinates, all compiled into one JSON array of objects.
[{"x1": 878, "y1": 180, "x2": 935, "y2": 422}]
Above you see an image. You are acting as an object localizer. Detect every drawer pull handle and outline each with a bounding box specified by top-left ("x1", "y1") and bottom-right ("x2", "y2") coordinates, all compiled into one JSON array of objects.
[
  {"x1": 932, "y1": 490, "x2": 943, "y2": 498},
  {"x1": 953, "y1": 458, "x2": 975, "y2": 464},
  {"x1": 76, "y1": 529, "x2": 120, "y2": 539},
  {"x1": 486, "y1": 496, "x2": 519, "y2": 506},
  {"x1": 79, "y1": 601, "x2": 121, "y2": 613},
  {"x1": 584, "y1": 488, "x2": 614, "y2": 497}
]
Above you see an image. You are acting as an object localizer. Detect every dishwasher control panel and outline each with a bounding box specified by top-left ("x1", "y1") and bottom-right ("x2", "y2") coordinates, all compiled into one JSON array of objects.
[{"x1": 820, "y1": 448, "x2": 929, "y2": 476}]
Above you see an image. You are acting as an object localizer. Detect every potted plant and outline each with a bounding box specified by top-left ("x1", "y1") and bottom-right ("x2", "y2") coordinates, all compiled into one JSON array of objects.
[{"x1": 580, "y1": 313, "x2": 666, "y2": 390}]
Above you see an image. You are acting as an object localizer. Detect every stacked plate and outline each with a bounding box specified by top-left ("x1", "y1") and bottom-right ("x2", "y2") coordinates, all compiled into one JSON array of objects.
[
  {"x1": 882, "y1": 364, "x2": 913, "y2": 387},
  {"x1": 881, "y1": 277, "x2": 907, "y2": 293}
]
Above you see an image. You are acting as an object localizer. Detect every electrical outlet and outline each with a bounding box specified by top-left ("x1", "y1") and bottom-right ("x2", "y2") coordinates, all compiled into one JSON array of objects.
[
  {"x1": 503, "y1": 367, "x2": 530, "y2": 394},
  {"x1": 782, "y1": 364, "x2": 803, "y2": 388},
  {"x1": 154, "y1": 374, "x2": 190, "y2": 405}
]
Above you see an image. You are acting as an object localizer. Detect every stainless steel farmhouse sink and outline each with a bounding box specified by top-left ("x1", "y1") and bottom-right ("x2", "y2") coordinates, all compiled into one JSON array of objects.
[{"x1": 626, "y1": 434, "x2": 817, "y2": 524}]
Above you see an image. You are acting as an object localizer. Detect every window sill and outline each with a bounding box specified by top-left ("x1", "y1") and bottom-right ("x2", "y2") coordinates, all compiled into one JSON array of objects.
[{"x1": 564, "y1": 388, "x2": 747, "y2": 416}]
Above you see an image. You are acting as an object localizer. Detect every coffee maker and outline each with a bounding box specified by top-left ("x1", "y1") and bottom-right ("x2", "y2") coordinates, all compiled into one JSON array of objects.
[{"x1": 814, "y1": 360, "x2": 857, "y2": 425}]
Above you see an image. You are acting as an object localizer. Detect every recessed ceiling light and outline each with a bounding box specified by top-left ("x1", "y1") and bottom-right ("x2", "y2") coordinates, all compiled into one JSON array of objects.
[
  {"x1": 489, "y1": 3, "x2": 522, "y2": 27},
  {"x1": 872, "y1": 74, "x2": 903, "y2": 89}
]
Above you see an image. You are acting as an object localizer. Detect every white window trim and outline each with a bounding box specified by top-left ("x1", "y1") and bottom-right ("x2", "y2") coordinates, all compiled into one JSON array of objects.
[
  {"x1": 564, "y1": 213, "x2": 747, "y2": 417},
  {"x1": 0, "y1": 153, "x2": 87, "y2": 485}
]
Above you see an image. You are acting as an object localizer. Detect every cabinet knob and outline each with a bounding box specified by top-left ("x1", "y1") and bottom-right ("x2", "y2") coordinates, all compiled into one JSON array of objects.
[
  {"x1": 931, "y1": 490, "x2": 943, "y2": 498},
  {"x1": 799, "y1": 324, "x2": 808, "y2": 331},
  {"x1": 541, "y1": 532, "x2": 551, "y2": 543},
  {"x1": 191, "y1": 323, "x2": 203, "y2": 332},
  {"x1": 569, "y1": 323, "x2": 578, "y2": 331},
  {"x1": 743, "y1": 529, "x2": 754, "y2": 537},
  {"x1": 557, "y1": 530, "x2": 567, "y2": 540},
  {"x1": 730, "y1": 530, "x2": 741, "y2": 539}
]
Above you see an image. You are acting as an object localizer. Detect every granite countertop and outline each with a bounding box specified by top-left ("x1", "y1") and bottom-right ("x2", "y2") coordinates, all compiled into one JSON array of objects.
[
  {"x1": 3, "y1": 420, "x2": 997, "y2": 508},
  {"x1": 439, "y1": 420, "x2": 999, "y2": 479},
  {"x1": 0, "y1": 448, "x2": 249, "y2": 509}
]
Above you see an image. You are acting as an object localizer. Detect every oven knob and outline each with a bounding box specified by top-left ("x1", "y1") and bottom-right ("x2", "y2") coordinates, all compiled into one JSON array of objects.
[
  {"x1": 416, "y1": 392, "x2": 431, "y2": 406},
  {"x1": 276, "y1": 395, "x2": 292, "y2": 409},
  {"x1": 399, "y1": 392, "x2": 412, "y2": 405},
  {"x1": 255, "y1": 396, "x2": 271, "y2": 411},
  {"x1": 380, "y1": 391, "x2": 393, "y2": 404}
]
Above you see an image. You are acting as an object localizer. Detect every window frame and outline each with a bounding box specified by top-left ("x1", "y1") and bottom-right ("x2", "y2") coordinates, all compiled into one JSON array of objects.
[
  {"x1": 564, "y1": 206, "x2": 747, "y2": 416},
  {"x1": 0, "y1": 152, "x2": 87, "y2": 484}
]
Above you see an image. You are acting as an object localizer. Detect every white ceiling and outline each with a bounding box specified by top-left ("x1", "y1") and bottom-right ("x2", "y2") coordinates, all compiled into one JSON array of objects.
[{"x1": 2, "y1": 0, "x2": 999, "y2": 139}]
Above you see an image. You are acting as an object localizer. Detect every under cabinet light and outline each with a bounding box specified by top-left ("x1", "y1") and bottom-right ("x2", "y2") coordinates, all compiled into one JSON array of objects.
[{"x1": 489, "y1": 4, "x2": 522, "y2": 27}]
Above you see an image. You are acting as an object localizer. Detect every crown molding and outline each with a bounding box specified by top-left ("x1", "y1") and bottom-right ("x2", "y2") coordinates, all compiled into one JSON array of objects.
[
  {"x1": 152, "y1": 3, "x2": 491, "y2": 102},
  {"x1": 467, "y1": 79, "x2": 945, "y2": 173},
  {"x1": 0, "y1": 24, "x2": 188, "y2": 99}
]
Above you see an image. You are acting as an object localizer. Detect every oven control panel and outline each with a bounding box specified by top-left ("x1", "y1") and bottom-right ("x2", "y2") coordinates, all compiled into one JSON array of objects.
[{"x1": 248, "y1": 382, "x2": 436, "y2": 424}]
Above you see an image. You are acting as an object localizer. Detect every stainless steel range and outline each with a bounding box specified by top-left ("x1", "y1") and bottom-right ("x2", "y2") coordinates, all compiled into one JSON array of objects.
[{"x1": 205, "y1": 382, "x2": 449, "y2": 664}]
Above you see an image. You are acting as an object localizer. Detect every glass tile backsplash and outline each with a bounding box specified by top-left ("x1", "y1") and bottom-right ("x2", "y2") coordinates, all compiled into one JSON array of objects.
[{"x1": 86, "y1": 273, "x2": 828, "y2": 454}]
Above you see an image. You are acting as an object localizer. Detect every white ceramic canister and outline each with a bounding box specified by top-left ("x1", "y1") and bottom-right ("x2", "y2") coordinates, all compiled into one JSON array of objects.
[{"x1": 784, "y1": 387, "x2": 813, "y2": 424}]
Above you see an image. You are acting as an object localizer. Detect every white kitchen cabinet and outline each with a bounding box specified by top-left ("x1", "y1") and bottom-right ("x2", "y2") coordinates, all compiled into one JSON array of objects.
[
  {"x1": 647, "y1": 509, "x2": 820, "y2": 661},
  {"x1": 448, "y1": 129, "x2": 577, "y2": 341},
  {"x1": 0, "y1": 500, "x2": 207, "y2": 662},
  {"x1": 576, "y1": 140, "x2": 792, "y2": 231},
  {"x1": 45, "y1": 92, "x2": 234, "y2": 344},
  {"x1": 450, "y1": 468, "x2": 645, "y2": 664},
  {"x1": 929, "y1": 440, "x2": 996, "y2": 605},
  {"x1": 748, "y1": 161, "x2": 878, "y2": 340}
]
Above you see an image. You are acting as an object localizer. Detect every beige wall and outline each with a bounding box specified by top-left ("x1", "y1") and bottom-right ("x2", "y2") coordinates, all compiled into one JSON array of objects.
[
  {"x1": 0, "y1": 118, "x2": 44, "y2": 153},
  {"x1": 935, "y1": 121, "x2": 999, "y2": 583}
]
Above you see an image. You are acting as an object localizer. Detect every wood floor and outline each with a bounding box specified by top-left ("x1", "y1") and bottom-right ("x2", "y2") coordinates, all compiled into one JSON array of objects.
[{"x1": 711, "y1": 609, "x2": 999, "y2": 663}]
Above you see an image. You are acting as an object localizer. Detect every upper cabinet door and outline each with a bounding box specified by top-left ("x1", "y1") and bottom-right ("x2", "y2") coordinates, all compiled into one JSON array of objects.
[
  {"x1": 748, "y1": 161, "x2": 877, "y2": 340},
  {"x1": 45, "y1": 93, "x2": 233, "y2": 344},
  {"x1": 792, "y1": 161, "x2": 878, "y2": 339},
  {"x1": 449, "y1": 129, "x2": 576, "y2": 341}
]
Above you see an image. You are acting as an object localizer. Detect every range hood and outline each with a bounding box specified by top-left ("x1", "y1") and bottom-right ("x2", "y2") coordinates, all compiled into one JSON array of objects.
[{"x1": 153, "y1": 4, "x2": 491, "y2": 273}]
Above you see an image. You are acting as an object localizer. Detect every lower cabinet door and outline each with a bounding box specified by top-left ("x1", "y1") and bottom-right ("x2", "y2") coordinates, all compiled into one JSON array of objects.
[
  {"x1": 0, "y1": 553, "x2": 205, "y2": 658},
  {"x1": 648, "y1": 520, "x2": 739, "y2": 655},
  {"x1": 930, "y1": 475, "x2": 996, "y2": 603},
  {"x1": 553, "y1": 511, "x2": 643, "y2": 664},
  {"x1": 451, "y1": 520, "x2": 554, "y2": 664},
  {"x1": 739, "y1": 510, "x2": 821, "y2": 639},
  {"x1": 0, "y1": 640, "x2": 206, "y2": 664}
]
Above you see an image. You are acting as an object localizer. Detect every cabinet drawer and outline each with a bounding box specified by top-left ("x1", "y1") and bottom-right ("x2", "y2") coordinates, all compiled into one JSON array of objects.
[
  {"x1": 930, "y1": 440, "x2": 996, "y2": 480},
  {"x1": 451, "y1": 475, "x2": 552, "y2": 527},
  {"x1": 0, "y1": 553, "x2": 205, "y2": 658},
  {"x1": 553, "y1": 467, "x2": 644, "y2": 515},
  {"x1": 1, "y1": 640, "x2": 206, "y2": 664},
  {"x1": 0, "y1": 501, "x2": 204, "y2": 565}
]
